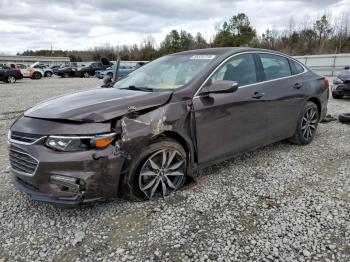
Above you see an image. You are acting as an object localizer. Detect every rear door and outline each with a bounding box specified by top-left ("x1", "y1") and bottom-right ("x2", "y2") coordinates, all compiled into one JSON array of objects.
[
  {"x1": 256, "y1": 53, "x2": 307, "y2": 141},
  {"x1": 193, "y1": 53, "x2": 269, "y2": 164}
]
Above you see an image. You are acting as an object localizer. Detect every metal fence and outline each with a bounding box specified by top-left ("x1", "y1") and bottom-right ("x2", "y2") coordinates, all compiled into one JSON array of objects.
[{"x1": 293, "y1": 53, "x2": 350, "y2": 76}]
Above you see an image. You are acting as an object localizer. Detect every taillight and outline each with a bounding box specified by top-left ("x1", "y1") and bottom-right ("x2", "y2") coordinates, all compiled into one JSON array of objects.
[{"x1": 323, "y1": 79, "x2": 329, "y2": 89}]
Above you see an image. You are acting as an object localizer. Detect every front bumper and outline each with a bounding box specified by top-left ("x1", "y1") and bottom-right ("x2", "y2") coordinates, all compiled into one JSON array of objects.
[
  {"x1": 331, "y1": 84, "x2": 350, "y2": 96},
  {"x1": 8, "y1": 117, "x2": 126, "y2": 206},
  {"x1": 9, "y1": 143, "x2": 125, "y2": 206}
]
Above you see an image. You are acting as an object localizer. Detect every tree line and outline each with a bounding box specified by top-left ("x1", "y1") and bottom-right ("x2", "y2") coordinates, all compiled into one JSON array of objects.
[{"x1": 20, "y1": 13, "x2": 350, "y2": 62}]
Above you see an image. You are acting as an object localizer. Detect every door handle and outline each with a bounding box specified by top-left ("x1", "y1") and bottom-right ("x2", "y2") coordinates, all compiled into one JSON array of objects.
[
  {"x1": 293, "y1": 83, "x2": 303, "y2": 89},
  {"x1": 252, "y1": 92, "x2": 265, "y2": 99}
]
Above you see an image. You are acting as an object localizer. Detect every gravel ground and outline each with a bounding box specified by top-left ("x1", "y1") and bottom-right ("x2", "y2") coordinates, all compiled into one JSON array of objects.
[{"x1": 0, "y1": 77, "x2": 349, "y2": 262}]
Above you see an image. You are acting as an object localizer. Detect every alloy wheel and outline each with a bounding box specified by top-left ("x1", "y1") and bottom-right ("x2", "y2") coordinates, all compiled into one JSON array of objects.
[
  {"x1": 139, "y1": 149, "x2": 185, "y2": 199},
  {"x1": 7, "y1": 76, "x2": 16, "y2": 83},
  {"x1": 84, "y1": 72, "x2": 90, "y2": 78},
  {"x1": 301, "y1": 106, "x2": 318, "y2": 140}
]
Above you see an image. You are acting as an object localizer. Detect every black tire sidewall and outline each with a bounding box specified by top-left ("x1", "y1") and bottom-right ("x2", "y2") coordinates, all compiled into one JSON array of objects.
[
  {"x1": 338, "y1": 113, "x2": 350, "y2": 123},
  {"x1": 296, "y1": 102, "x2": 319, "y2": 145},
  {"x1": 121, "y1": 138, "x2": 187, "y2": 201}
]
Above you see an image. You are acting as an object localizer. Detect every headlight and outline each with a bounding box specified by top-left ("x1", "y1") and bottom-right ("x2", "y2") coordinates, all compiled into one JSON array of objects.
[
  {"x1": 45, "y1": 133, "x2": 116, "y2": 152},
  {"x1": 333, "y1": 77, "x2": 343, "y2": 84}
]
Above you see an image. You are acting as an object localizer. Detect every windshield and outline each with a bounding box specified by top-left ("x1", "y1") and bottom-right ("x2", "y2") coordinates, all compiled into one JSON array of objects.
[{"x1": 114, "y1": 54, "x2": 216, "y2": 91}]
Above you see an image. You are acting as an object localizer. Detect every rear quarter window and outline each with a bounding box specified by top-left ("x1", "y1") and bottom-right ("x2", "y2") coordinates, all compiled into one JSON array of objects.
[
  {"x1": 259, "y1": 53, "x2": 291, "y2": 80},
  {"x1": 289, "y1": 59, "x2": 305, "y2": 75}
]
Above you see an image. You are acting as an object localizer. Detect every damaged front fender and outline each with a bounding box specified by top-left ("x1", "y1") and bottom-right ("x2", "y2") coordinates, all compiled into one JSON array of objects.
[{"x1": 113, "y1": 100, "x2": 195, "y2": 175}]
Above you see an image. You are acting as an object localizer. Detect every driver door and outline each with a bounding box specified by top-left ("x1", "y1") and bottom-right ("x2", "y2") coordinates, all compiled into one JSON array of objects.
[{"x1": 193, "y1": 53, "x2": 268, "y2": 164}]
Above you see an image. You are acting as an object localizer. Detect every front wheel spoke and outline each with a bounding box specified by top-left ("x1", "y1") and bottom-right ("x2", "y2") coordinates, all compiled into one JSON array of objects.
[
  {"x1": 309, "y1": 109, "x2": 316, "y2": 120},
  {"x1": 166, "y1": 171, "x2": 184, "y2": 177},
  {"x1": 164, "y1": 175, "x2": 176, "y2": 189},
  {"x1": 161, "y1": 150, "x2": 167, "y2": 168},
  {"x1": 150, "y1": 178, "x2": 161, "y2": 199},
  {"x1": 149, "y1": 159, "x2": 160, "y2": 170},
  {"x1": 308, "y1": 127, "x2": 312, "y2": 138},
  {"x1": 302, "y1": 117, "x2": 308, "y2": 123},
  {"x1": 141, "y1": 177, "x2": 157, "y2": 191},
  {"x1": 301, "y1": 124, "x2": 307, "y2": 130},
  {"x1": 309, "y1": 124, "x2": 316, "y2": 130},
  {"x1": 161, "y1": 179, "x2": 167, "y2": 197},
  {"x1": 303, "y1": 128, "x2": 308, "y2": 137},
  {"x1": 166, "y1": 151, "x2": 177, "y2": 168},
  {"x1": 168, "y1": 160, "x2": 184, "y2": 170},
  {"x1": 140, "y1": 171, "x2": 157, "y2": 177}
]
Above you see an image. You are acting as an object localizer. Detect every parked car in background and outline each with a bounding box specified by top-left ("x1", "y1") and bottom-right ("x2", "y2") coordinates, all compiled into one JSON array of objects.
[
  {"x1": 8, "y1": 47, "x2": 329, "y2": 206},
  {"x1": 331, "y1": 66, "x2": 350, "y2": 99},
  {"x1": 0, "y1": 64, "x2": 23, "y2": 83},
  {"x1": 56, "y1": 65, "x2": 79, "y2": 78},
  {"x1": 51, "y1": 65, "x2": 62, "y2": 75},
  {"x1": 95, "y1": 66, "x2": 135, "y2": 79},
  {"x1": 31, "y1": 62, "x2": 54, "y2": 77},
  {"x1": 8, "y1": 63, "x2": 43, "y2": 79},
  {"x1": 79, "y1": 62, "x2": 111, "y2": 78}
]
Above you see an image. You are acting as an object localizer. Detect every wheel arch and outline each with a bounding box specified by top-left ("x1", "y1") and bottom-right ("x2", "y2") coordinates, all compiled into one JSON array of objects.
[{"x1": 308, "y1": 97, "x2": 321, "y2": 115}]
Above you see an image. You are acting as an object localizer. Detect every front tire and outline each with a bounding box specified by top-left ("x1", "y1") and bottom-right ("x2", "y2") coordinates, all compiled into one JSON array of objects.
[
  {"x1": 289, "y1": 101, "x2": 319, "y2": 145},
  {"x1": 121, "y1": 138, "x2": 187, "y2": 201},
  {"x1": 44, "y1": 71, "x2": 52, "y2": 77}
]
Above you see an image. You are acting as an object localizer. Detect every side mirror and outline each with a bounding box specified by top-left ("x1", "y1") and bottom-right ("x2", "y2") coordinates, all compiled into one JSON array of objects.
[
  {"x1": 200, "y1": 80, "x2": 239, "y2": 96},
  {"x1": 344, "y1": 66, "x2": 349, "y2": 70}
]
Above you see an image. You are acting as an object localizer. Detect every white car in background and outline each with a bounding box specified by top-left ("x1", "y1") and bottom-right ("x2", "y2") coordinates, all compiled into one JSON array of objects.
[
  {"x1": 31, "y1": 62, "x2": 54, "y2": 77},
  {"x1": 8, "y1": 63, "x2": 44, "y2": 79}
]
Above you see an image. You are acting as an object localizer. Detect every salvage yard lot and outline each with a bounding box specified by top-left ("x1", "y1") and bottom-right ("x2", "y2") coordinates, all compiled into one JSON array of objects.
[{"x1": 0, "y1": 77, "x2": 349, "y2": 261}]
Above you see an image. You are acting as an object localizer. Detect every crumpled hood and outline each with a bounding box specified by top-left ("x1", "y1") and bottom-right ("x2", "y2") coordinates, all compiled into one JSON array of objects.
[{"x1": 24, "y1": 88, "x2": 173, "y2": 122}]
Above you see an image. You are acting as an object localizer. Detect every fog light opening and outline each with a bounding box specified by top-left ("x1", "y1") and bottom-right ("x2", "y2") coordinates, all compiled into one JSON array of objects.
[{"x1": 50, "y1": 175, "x2": 85, "y2": 192}]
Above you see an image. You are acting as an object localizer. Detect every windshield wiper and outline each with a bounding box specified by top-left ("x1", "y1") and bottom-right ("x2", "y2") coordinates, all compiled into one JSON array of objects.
[{"x1": 122, "y1": 85, "x2": 153, "y2": 92}]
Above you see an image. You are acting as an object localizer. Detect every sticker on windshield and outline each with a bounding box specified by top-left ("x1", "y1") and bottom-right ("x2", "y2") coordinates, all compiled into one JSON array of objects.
[{"x1": 190, "y1": 55, "x2": 216, "y2": 60}]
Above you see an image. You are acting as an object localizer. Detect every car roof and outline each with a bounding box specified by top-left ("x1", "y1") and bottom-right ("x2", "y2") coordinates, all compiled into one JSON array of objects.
[{"x1": 172, "y1": 47, "x2": 289, "y2": 59}]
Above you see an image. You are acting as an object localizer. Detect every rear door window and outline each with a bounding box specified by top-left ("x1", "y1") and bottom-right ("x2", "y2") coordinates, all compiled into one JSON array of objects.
[{"x1": 259, "y1": 53, "x2": 291, "y2": 80}]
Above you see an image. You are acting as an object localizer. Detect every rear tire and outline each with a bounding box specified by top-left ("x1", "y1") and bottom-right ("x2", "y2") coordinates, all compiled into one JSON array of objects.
[
  {"x1": 120, "y1": 138, "x2": 187, "y2": 201},
  {"x1": 332, "y1": 93, "x2": 343, "y2": 99},
  {"x1": 6, "y1": 75, "x2": 16, "y2": 83},
  {"x1": 289, "y1": 101, "x2": 319, "y2": 145},
  {"x1": 32, "y1": 72, "x2": 42, "y2": 80}
]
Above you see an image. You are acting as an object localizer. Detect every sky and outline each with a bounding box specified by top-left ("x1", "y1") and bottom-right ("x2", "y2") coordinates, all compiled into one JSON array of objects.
[{"x1": 0, "y1": 0, "x2": 349, "y2": 55}]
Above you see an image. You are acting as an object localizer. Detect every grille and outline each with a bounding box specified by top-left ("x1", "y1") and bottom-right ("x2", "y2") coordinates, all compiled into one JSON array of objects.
[
  {"x1": 344, "y1": 80, "x2": 350, "y2": 85},
  {"x1": 9, "y1": 149, "x2": 39, "y2": 175},
  {"x1": 10, "y1": 131, "x2": 44, "y2": 144}
]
